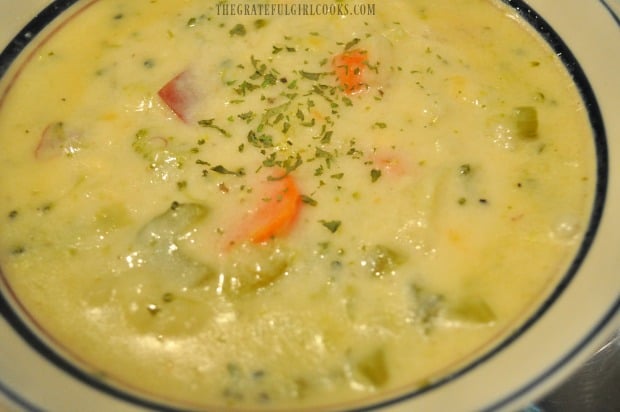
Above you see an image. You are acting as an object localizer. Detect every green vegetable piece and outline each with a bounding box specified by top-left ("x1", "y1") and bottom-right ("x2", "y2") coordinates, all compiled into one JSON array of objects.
[
  {"x1": 131, "y1": 129, "x2": 185, "y2": 173},
  {"x1": 137, "y1": 202, "x2": 207, "y2": 244},
  {"x1": 363, "y1": 245, "x2": 404, "y2": 277},
  {"x1": 447, "y1": 296, "x2": 496, "y2": 325},
  {"x1": 133, "y1": 202, "x2": 213, "y2": 288},
  {"x1": 356, "y1": 349, "x2": 389, "y2": 387},
  {"x1": 411, "y1": 284, "x2": 444, "y2": 329},
  {"x1": 514, "y1": 106, "x2": 538, "y2": 139},
  {"x1": 220, "y1": 243, "x2": 294, "y2": 294}
]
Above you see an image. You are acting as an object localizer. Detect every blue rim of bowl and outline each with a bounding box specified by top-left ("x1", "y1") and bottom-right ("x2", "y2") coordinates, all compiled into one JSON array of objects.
[
  {"x1": 600, "y1": 0, "x2": 620, "y2": 24},
  {"x1": 0, "y1": 0, "x2": 614, "y2": 411}
]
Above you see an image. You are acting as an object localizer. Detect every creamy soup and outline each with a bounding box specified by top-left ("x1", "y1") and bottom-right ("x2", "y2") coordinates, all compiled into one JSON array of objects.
[{"x1": 0, "y1": 0, "x2": 595, "y2": 410}]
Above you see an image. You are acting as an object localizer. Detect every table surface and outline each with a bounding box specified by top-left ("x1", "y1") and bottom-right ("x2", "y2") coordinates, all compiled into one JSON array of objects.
[{"x1": 529, "y1": 329, "x2": 620, "y2": 412}]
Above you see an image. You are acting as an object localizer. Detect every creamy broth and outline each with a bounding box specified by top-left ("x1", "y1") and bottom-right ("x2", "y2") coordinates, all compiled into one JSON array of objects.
[{"x1": 0, "y1": 0, "x2": 595, "y2": 409}]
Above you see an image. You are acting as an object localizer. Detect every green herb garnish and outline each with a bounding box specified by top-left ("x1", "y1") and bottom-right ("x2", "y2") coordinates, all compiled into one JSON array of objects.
[
  {"x1": 211, "y1": 165, "x2": 245, "y2": 176},
  {"x1": 320, "y1": 220, "x2": 341, "y2": 233},
  {"x1": 198, "y1": 119, "x2": 231, "y2": 137},
  {"x1": 370, "y1": 169, "x2": 382, "y2": 182},
  {"x1": 229, "y1": 24, "x2": 246, "y2": 37}
]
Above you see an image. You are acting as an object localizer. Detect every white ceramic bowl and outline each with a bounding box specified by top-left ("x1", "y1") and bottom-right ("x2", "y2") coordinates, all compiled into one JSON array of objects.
[{"x1": 0, "y1": 1, "x2": 618, "y2": 411}]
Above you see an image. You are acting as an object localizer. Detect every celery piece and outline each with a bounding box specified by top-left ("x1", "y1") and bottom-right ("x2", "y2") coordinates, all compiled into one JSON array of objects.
[
  {"x1": 133, "y1": 202, "x2": 213, "y2": 288},
  {"x1": 410, "y1": 284, "x2": 444, "y2": 331},
  {"x1": 136, "y1": 202, "x2": 208, "y2": 248},
  {"x1": 220, "y1": 242, "x2": 294, "y2": 294},
  {"x1": 362, "y1": 245, "x2": 404, "y2": 277},
  {"x1": 355, "y1": 348, "x2": 389, "y2": 387},
  {"x1": 514, "y1": 106, "x2": 538, "y2": 139},
  {"x1": 447, "y1": 296, "x2": 496, "y2": 325}
]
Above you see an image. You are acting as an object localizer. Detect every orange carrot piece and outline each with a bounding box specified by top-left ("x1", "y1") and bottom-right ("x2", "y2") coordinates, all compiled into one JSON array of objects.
[
  {"x1": 158, "y1": 70, "x2": 199, "y2": 123},
  {"x1": 332, "y1": 49, "x2": 369, "y2": 95},
  {"x1": 223, "y1": 173, "x2": 302, "y2": 249},
  {"x1": 248, "y1": 174, "x2": 302, "y2": 243}
]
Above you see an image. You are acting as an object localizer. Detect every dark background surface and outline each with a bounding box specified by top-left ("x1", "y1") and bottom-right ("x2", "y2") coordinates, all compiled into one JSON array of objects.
[{"x1": 531, "y1": 329, "x2": 620, "y2": 412}]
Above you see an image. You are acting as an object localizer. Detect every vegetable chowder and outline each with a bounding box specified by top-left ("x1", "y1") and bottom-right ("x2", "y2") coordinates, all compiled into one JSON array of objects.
[{"x1": 0, "y1": 0, "x2": 596, "y2": 409}]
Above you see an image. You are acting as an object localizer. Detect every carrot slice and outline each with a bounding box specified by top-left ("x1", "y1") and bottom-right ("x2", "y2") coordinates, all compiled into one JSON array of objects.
[
  {"x1": 248, "y1": 174, "x2": 302, "y2": 243},
  {"x1": 332, "y1": 49, "x2": 369, "y2": 95},
  {"x1": 158, "y1": 70, "x2": 200, "y2": 123},
  {"x1": 223, "y1": 173, "x2": 302, "y2": 249}
]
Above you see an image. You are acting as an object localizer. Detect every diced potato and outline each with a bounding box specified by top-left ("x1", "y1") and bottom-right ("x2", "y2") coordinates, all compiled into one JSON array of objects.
[
  {"x1": 94, "y1": 203, "x2": 132, "y2": 230},
  {"x1": 114, "y1": 271, "x2": 209, "y2": 336}
]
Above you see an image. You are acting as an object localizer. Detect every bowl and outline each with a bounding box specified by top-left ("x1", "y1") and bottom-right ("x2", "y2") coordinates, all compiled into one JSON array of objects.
[{"x1": 0, "y1": 1, "x2": 618, "y2": 411}]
